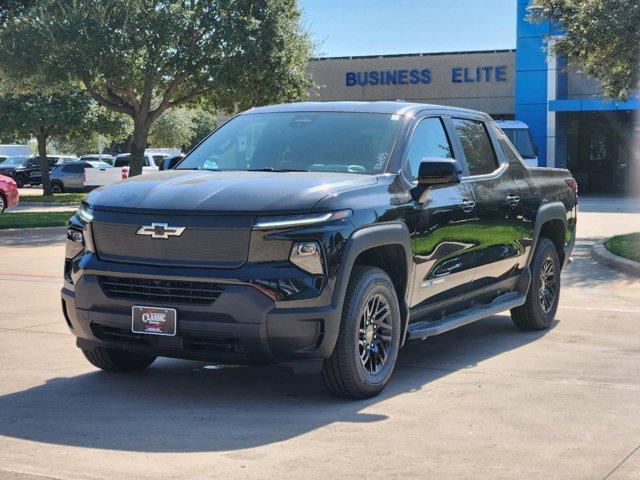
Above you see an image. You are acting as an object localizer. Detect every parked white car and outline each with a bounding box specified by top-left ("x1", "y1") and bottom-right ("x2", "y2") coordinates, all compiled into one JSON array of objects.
[{"x1": 84, "y1": 154, "x2": 162, "y2": 188}]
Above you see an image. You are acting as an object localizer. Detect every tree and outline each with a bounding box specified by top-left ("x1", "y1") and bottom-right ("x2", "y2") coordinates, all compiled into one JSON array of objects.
[
  {"x1": 0, "y1": 0, "x2": 313, "y2": 176},
  {"x1": 147, "y1": 107, "x2": 217, "y2": 150},
  {"x1": 188, "y1": 108, "x2": 217, "y2": 150},
  {"x1": 53, "y1": 108, "x2": 132, "y2": 155},
  {"x1": 148, "y1": 108, "x2": 196, "y2": 149},
  {"x1": 0, "y1": 91, "x2": 92, "y2": 194},
  {"x1": 530, "y1": 0, "x2": 640, "y2": 100}
]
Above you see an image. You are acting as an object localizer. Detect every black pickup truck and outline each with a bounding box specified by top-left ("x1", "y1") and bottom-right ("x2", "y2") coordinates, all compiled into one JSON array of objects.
[{"x1": 61, "y1": 102, "x2": 577, "y2": 399}]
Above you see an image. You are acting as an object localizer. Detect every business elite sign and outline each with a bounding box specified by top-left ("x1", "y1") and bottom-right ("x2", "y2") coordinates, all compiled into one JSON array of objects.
[{"x1": 345, "y1": 65, "x2": 508, "y2": 86}]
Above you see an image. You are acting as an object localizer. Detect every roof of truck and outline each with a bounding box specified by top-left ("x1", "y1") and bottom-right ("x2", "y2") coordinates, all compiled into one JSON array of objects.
[{"x1": 245, "y1": 101, "x2": 489, "y2": 117}]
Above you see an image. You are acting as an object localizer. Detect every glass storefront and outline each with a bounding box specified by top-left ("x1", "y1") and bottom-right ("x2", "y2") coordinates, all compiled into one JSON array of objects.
[{"x1": 562, "y1": 111, "x2": 635, "y2": 194}]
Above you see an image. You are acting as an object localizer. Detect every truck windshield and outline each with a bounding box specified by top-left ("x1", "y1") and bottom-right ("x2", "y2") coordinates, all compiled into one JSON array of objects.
[
  {"x1": 177, "y1": 112, "x2": 402, "y2": 174},
  {"x1": 502, "y1": 128, "x2": 536, "y2": 159}
]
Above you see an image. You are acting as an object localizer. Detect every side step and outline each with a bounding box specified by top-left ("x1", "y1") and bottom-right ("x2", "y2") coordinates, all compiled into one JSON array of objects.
[{"x1": 406, "y1": 292, "x2": 526, "y2": 341}]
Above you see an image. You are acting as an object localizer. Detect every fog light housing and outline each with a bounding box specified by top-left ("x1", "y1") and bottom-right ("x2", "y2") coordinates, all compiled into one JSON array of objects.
[{"x1": 290, "y1": 241, "x2": 323, "y2": 275}]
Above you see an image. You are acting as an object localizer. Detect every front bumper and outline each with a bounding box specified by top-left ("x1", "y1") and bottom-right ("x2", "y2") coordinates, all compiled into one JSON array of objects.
[{"x1": 62, "y1": 255, "x2": 343, "y2": 365}]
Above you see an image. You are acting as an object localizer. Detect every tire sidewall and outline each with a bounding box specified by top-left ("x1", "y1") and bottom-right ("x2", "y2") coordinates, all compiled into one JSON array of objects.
[
  {"x1": 14, "y1": 175, "x2": 25, "y2": 188},
  {"x1": 531, "y1": 239, "x2": 561, "y2": 326},
  {"x1": 347, "y1": 271, "x2": 401, "y2": 389},
  {"x1": 0, "y1": 193, "x2": 5, "y2": 213}
]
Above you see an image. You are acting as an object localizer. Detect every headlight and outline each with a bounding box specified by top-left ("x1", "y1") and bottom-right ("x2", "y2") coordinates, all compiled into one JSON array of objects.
[
  {"x1": 253, "y1": 210, "x2": 352, "y2": 230},
  {"x1": 290, "y1": 241, "x2": 324, "y2": 275},
  {"x1": 76, "y1": 204, "x2": 94, "y2": 223}
]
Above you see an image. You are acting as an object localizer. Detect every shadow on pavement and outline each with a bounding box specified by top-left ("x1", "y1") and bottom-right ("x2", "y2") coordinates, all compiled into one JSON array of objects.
[{"x1": 0, "y1": 314, "x2": 554, "y2": 453}]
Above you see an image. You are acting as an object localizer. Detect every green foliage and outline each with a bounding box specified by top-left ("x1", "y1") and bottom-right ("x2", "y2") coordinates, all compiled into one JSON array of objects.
[
  {"x1": 53, "y1": 108, "x2": 132, "y2": 155},
  {"x1": 148, "y1": 108, "x2": 196, "y2": 148},
  {"x1": 0, "y1": 211, "x2": 73, "y2": 229},
  {"x1": 148, "y1": 107, "x2": 217, "y2": 149},
  {"x1": 0, "y1": 91, "x2": 92, "y2": 141},
  {"x1": 0, "y1": 0, "x2": 313, "y2": 176},
  {"x1": 605, "y1": 232, "x2": 640, "y2": 263},
  {"x1": 188, "y1": 108, "x2": 217, "y2": 149},
  {"x1": 530, "y1": 0, "x2": 640, "y2": 100},
  {"x1": 0, "y1": 89, "x2": 93, "y2": 193}
]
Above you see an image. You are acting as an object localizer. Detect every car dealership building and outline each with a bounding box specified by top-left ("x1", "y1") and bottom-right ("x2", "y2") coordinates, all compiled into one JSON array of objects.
[{"x1": 309, "y1": 0, "x2": 639, "y2": 194}]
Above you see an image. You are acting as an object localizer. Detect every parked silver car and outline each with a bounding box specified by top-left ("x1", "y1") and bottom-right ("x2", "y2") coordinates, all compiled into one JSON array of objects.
[{"x1": 49, "y1": 160, "x2": 111, "y2": 193}]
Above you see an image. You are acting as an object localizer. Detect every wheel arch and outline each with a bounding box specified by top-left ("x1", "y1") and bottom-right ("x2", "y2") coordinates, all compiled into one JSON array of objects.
[
  {"x1": 529, "y1": 202, "x2": 568, "y2": 268},
  {"x1": 332, "y1": 222, "x2": 414, "y2": 346}
]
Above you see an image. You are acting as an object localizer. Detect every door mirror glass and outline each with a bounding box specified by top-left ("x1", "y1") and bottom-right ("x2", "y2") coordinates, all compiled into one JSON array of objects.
[{"x1": 418, "y1": 158, "x2": 461, "y2": 186}]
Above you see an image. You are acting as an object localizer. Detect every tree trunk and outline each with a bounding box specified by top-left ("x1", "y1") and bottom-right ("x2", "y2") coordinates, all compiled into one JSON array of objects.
[
  {"x1": 129, "y1": 116, "x2": 149, "y2": 177},
  {"x1": 36, "y1": 131, "x2": 52, "y2": 196}
]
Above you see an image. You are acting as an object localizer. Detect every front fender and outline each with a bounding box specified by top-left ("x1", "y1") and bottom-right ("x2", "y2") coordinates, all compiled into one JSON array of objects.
[{"x1": 330, "y1": 222, "x2": 414, "y2": 346}]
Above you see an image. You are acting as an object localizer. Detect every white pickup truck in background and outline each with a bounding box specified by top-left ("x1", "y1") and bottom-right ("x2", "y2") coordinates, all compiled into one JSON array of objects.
[
  {"x1": 84, "y1": 152, "x2": 168, "y2": 189},
  {"x1": 495, "y1": 120, "x2": 539, "y2": 168}
]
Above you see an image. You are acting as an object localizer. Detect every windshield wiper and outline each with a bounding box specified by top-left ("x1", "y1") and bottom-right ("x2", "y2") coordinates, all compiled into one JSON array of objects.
[{"x1": 247, "y1": 167, "x2": 309, "y2": 172}]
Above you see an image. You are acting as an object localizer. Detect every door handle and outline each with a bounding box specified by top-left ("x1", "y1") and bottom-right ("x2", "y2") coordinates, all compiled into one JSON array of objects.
[
  {"x1": 460, "y1": 199, "x2": 476, "y2": 213},
  {"x1": 506, "y1": 194, "x2": 520, "y2": 206}
]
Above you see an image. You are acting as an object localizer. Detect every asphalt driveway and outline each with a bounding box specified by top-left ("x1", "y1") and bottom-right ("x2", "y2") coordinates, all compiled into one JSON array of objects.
[{"x1": 0, "y1": 198, "x2": 639, "y2": 480}]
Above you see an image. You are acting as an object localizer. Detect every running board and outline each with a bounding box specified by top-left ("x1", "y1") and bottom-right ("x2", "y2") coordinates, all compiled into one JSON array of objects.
[{"x1": 406, "y1": 292, "x2": 526, "y2": 340}]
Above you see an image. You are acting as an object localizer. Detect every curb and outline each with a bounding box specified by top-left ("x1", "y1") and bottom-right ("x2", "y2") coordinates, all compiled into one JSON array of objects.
[
  {"x1": 0, "y1": 226, "x2": 67, "y2": 239},
  {"x1": 592, "y1": 239, "x2": 640, "y2": 277}
]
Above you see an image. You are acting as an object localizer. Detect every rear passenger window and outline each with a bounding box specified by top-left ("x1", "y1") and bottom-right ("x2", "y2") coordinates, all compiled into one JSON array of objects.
[
  {"x1": 452, "y1": 118, "x2": 499, "y2": 176},
  {"x1": 406, "y1": 117, "x2": 454, "y2": 180},
  {"x1": 498, "y1": 136, "x2": 523, "y2": 165}
]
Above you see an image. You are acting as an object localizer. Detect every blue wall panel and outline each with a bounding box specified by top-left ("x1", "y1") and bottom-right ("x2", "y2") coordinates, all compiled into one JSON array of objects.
[
  {"x1": 516, "y1": 0, "x2": 549, "y2": 166},
  {"x1": 515, "y1": 71, "x2": 548, "y2": 103}
]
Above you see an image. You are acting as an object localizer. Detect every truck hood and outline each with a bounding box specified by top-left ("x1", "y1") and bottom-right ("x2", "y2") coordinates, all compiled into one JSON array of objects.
[{"x1": 86, "y1": 170, "x2": 377, "y2": 214}]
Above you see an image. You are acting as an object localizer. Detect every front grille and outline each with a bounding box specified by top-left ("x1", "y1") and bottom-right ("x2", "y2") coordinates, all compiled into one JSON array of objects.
[
  {"x1": 99, "y1": 276, "x2": 225, "y2": 305},
  {"x1": 90, "y1": 213, "x2": 254, "y2": 268}
]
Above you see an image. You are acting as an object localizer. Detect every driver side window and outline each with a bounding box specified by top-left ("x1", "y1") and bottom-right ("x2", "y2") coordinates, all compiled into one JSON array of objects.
[{"x1": 406, "y1": 117, "x2": 454, "y2": 180}]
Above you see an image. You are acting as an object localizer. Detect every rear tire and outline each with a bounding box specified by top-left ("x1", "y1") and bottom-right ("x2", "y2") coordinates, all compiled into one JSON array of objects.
[
  {"x1": 0, "y1": 193, "x2": 5, "y2": 213},
  {"x1": 14, "y1": 175, "x2": 25, "y2": 188},
  {"x1": 321, "y1": 266, "x2": 401, "y2": 399},
  {"x1": 511, "y1": 238, "x2": 560, "y2": 331},
  {"x1": 82, "y1": 346, "x2": 156, "y2": 372}
]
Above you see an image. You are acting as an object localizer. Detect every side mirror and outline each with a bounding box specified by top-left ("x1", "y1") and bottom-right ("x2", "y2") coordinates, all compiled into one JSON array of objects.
[
  {"x1": 160, "y1": 155, "x2": 183, "y2": 171},
  {"x1": 417, "y1": 158, "x2": 462, "y2": 187}
]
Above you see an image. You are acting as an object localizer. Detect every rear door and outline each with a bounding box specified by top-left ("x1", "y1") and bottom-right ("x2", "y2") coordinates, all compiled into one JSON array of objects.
[
  {"x1": 452, "y1": 116, "x2": 530, "y2": 298},
  {"x1": 406, "y1": 115, "x2": 477, "y2": 315},
  {"x1": 64, "y1": 163, "x2": 87, "y2": 189}
]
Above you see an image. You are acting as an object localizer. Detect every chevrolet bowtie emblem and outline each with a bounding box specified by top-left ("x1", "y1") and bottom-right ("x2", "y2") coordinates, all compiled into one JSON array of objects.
[{"x1": 136, "y1": 223, "x2": 186, "y2": 239}]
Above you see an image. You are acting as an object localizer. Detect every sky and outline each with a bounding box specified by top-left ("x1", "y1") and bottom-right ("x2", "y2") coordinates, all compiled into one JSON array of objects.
[{"x1": 300, "y1": 0, "x2": 517, "y2": 58}]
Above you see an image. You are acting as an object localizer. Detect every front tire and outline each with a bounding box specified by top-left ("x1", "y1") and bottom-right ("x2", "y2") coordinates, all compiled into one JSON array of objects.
[
  {"x1": 82, "y1": 346, "x2": 156, "y2": 372},
  {"x1": 511, "y1": 237, "x2": 560, "y2": 331},
  {"x1": 51, "y1": 181, "x2": 64, "y2": 194},
  {"x1": 14, "y1": 175, "x2": 25, "y2": 188},
  {"x1": 0, "y1": 193, "x2": 5, "y2": 213},
  {"x1": 321, "y1": 266, "x2": 401, "y2": 399}
]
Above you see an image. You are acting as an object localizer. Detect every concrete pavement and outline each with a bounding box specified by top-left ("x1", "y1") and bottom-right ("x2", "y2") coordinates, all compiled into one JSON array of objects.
[{"x1": 0, "y1": 204, "x2": 639, "y2": 479}]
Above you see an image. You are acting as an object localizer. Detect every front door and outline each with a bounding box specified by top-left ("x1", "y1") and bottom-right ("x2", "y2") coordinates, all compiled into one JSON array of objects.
[{"x1": 405, "y1": 116, "x2": 477, "y2": 315}]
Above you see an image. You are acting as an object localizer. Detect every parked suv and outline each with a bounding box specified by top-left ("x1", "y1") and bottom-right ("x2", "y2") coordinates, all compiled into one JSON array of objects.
[
  {"x1": 0, "y1": 156, "x2": 58, "y2": 187},
  {"x1": 62, "y1": 102, "x2": 577, "y2": 398},
  {"x1": 50, "y1": 160, "x2": 111, "y2": 193}
]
